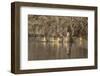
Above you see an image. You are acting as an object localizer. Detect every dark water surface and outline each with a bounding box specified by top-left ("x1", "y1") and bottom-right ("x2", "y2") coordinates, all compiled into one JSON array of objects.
[{"x1": 28, "y1": 37, "x2": 88, "y2": 61}]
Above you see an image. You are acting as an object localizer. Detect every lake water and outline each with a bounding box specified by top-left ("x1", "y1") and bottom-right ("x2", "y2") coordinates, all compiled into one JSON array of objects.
[{"x1": 28, "y1": 37, "x2": 88, "y2": 61}]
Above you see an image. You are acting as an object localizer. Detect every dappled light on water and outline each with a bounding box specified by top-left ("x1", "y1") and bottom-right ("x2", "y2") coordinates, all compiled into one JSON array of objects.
[{"x1": 28, "y1": 37, "x2": 88, "y2": 60}]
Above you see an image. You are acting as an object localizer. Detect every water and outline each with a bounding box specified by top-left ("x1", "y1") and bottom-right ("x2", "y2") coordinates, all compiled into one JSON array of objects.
[{"x1": 28, "y1": 37, "x2": 88, "y2": 61}]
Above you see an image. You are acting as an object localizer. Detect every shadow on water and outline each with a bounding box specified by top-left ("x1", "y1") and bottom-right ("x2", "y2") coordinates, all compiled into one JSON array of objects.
[{"x1": 28, "y1": 37, "x2": 88, "y2": 61}]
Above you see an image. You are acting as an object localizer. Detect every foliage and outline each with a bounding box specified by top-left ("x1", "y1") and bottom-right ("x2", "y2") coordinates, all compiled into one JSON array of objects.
[{"x1": 28, "y1": 15, "x2": 88, "y2": 38}]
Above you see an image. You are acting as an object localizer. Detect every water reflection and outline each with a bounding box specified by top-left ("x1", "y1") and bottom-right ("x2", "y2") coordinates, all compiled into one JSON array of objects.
[{"x1": 28, "y1": 37, "x2": 88, "y2": 60}]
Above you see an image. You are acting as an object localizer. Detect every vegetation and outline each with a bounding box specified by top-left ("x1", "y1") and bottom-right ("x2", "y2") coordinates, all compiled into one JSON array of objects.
[{"x1": 28, "y1": 15, "x2": 88, "y2": 39}]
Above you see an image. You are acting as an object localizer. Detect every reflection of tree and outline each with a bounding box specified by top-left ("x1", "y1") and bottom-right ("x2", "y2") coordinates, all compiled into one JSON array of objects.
[{"x1": 28, "y1": 15, "x2": 88, "y2": 39}]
